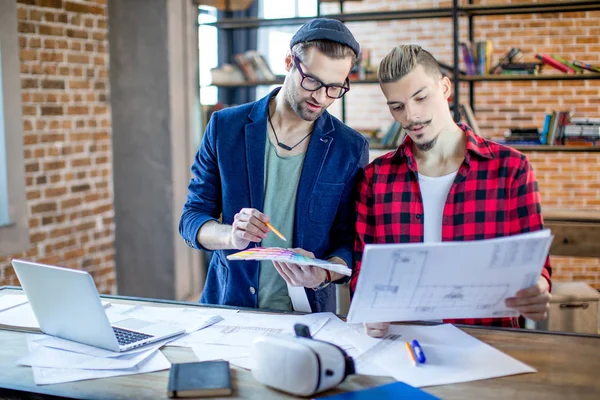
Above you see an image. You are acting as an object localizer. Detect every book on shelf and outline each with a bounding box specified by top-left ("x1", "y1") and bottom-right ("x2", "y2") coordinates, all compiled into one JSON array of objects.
[
  {"x1": 210, "y1": 64, "x2": 246, "y2": 85},
  {"x1": 562, "y1": 117, "x2": 600, "y2": 146},
  {"x1": 497, "y1": 62, "x2": 543, "y2": 75},
  {"x1": 550, "y1": 54, "x2": 584, "y2": 74},
  {"x1": 542, "y1": 110, "x2": 571, "y2": 145},
  {"x1": 490, "y1": 47, "x2": 523, "y2": 74},
  {"x1": 460, "y1": 42, "x2": 477, "y2": 75},
  {"x1": 438, "y1": 61, "x2": 466, "y2": 77},
  {"x1": 450, "y1": 103, "x2": 483, "y2": 138},
  {"x1": 503, "y1": 127, "x2": 541, "y2": 144},
  {"x1": 233, "y1": 50, "x2": 277, "y2": 83},
  {"x1": 368, "y1": 121, "x2": 405, "y2": 149},
  {"x1": 572, "y1": 60, "x2": 600, "y2": 74},
  {"x1": 535, "y1": 53, "x2": 576, "y2": 74},
  {"x1": 540, "y1": 114, "x2": 552, "y2": 144},
  {"x1": 475, "y1": 40, "x2": 493, "y2": 75}
]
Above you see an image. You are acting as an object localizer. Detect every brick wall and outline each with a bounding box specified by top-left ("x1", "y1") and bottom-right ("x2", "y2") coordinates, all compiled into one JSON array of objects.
[
  {"x1": 325, "y1": 0, "x2": 600, "y2": 289},
  {"x1": 0, "y1": 0, "x2": 114, "y2": 293}
]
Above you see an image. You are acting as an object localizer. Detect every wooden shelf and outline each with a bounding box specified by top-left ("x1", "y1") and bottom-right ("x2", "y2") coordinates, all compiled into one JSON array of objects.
[
  {"x1": 210, "y1": 80, "x2": 283, "y2": 88},
  {"x1": 544, "y1": 209, "x2": 600, "y2": 223},
  {"x1": 463, "y1": 74, "x2": 600, "y2": 82},
  {"x1": 209, "y1": 73, "x2": 600, "y2": 88},
  {"x1": 201, "y1": 1, "x2": 600, "y2": 29},
  {"x1": 204, "y1": 8, "x2": 453, "y2": 29},
  {"x1": 511, "y1": 145, "x2": 600, "y2": 152},
  {"x1": 462, "y1": 0, "x2": 600, "y2": 16}
]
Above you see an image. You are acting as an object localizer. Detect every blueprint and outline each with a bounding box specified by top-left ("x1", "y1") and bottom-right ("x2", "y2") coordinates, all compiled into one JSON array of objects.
[{"x1": 347, "y1": 230, "x2": 553, "y2": 323}]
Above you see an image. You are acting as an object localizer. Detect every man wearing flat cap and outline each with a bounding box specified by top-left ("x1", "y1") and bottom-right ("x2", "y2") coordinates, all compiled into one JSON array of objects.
[{"x1": 180, "y1": 19, "x2": 368, "y2": 313}]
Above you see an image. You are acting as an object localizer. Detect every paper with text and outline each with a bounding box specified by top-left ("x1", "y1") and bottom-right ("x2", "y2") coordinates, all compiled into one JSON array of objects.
[
  {"x1": 348, "y1": 230, "x2": 553, "y2": 323},
  {"x1": 167, "y1": 312, "x2": 329, "y2": 347},
  {"x1": 345, "y1": 324, "x2": 535, "y2": 387}
]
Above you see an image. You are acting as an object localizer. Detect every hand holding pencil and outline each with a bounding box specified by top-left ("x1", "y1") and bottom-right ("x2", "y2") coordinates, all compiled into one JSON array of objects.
[{"x1": 230, "y1": 208, "x2": 285, "y2": 249}]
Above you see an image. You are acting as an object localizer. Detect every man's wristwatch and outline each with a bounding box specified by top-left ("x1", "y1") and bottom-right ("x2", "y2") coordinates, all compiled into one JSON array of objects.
[{"x1": 312, "y1": 269, "x2": 332, "y2": 291}]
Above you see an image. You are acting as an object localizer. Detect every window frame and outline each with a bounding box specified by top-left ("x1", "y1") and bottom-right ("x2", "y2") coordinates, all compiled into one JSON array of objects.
[{"x1": 0, "y1": 0, "x2": 30, "y2": 256}]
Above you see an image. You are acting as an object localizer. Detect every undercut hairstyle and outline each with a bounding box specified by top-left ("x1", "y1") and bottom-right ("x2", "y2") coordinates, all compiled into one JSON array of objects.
[
  {"x1": 292, "y1": 40, "x2": 357, "y2": 67},
  {"x1": 378, "y1": 44, "x2": 442, "y2": 83}
]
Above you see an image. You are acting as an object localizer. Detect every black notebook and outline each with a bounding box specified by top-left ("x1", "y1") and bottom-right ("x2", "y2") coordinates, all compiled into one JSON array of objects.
[{"x1": 167, "y1": 361, "x2": 232, "y2": 398}]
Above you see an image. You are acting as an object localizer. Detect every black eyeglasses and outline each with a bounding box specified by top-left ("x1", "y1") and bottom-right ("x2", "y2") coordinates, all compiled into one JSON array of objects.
[{"x1": 292, "y1": 56, "x2": 350, "y2": 99}]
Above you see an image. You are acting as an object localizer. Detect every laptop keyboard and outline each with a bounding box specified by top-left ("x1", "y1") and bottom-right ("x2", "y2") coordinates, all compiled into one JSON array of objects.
[{"x1": 113, "y1": 327, "x2": 154, "y2": 346}]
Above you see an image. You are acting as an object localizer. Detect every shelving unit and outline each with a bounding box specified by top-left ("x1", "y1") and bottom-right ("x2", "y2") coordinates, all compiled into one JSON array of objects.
[{"x1": 200, "y1": 0, "x2": 600, "y2": 149}]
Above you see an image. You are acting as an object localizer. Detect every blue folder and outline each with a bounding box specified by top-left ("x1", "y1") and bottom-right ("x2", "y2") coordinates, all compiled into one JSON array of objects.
[{"x1": 318, "y1": 381, "x2": 440, "y2": 399}]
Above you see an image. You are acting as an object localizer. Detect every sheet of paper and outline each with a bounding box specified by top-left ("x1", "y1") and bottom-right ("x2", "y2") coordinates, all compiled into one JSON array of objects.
[
  {"x1": 348, "y1": 230, "x2": 553, "y2": 323},
  {"x1": 0, "y1": 302, "x2": 40, "y2": 331},
  {"x1": 167, "y1": 312, "x2": 329, "y2": 347},
  {"x1": 227, "y1": 247, "x2": 352, "y2": 276},
  {"x1": 30, "y1": 334, "x2": 174, "y2": 358},
  {"x1": 309, "y1": 313, "x2": 391, "y2": 377},
  {"x1": 346, "y1": 324, "x2": 535, "y2": 387},
  {"x1": 111, "y1": 305, "x2": 223, "y2": 334},
  {"x1": 18, "y1": 342, "x2": 158, "y2": 370},
  {"x1": 0, "y1": 294, "x2": 28, "y2": 311},
  {"x1": 192, "y1": 344, "x2": 250, "y2": 363},
  {"x1": 27, "y1": 336, "x2": 170, "y2": 385}
]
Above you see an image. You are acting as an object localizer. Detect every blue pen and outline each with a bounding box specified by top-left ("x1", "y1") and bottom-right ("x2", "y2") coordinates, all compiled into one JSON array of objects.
[{"x1": 411, "y1": 340, "x2": 426, "y2": 364}]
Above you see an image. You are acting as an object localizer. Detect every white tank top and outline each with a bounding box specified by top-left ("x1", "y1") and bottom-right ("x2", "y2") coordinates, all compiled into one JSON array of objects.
[{"x1": 418, "y1": 171, "x2": 458, "y2": 242}]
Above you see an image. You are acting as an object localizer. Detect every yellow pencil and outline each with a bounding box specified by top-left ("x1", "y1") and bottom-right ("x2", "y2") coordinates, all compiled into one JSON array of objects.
[
  {"x1": 265, "y1": 221, "x2": 287, "y2": 242},
  {"x1": 405, "y1": 341, "x2": 417, "y2": 367}
]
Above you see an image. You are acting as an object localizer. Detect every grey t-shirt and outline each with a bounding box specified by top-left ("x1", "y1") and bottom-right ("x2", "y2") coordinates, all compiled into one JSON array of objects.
[{"x1": 257, "y1": 138, "x2": 305, "y2": 311}]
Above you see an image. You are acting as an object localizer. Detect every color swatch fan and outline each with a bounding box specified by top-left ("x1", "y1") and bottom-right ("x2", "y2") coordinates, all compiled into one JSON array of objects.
[{"x1": 227, "y1": 248, "x2": 352, "y2": 276}]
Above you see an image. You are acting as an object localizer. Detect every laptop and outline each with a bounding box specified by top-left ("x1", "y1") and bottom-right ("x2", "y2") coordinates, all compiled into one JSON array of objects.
[{"x1": 11, "y1": 259, "x2": 185, "y2": 352}]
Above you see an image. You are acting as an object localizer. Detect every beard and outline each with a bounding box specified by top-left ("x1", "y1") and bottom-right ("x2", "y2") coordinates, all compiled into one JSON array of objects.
[
  {"x1": 404, "y1": 119, "x2": 437, "y2": 151},
  {"x1": 285, "y1": 85, "x2": 325, "y2": 122},
  {"x1": 415, "y1": 135, "x2": 438, "y2": 152}
]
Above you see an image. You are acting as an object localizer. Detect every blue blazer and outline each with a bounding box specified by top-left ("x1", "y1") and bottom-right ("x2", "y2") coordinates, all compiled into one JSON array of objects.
[{"x1": 179, "y1": 89, "x2": 369, "y2": 312}]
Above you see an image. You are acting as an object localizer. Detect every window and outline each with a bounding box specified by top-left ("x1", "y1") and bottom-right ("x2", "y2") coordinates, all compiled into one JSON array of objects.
[
  {"x1": 0, "y1": 0, "x2": 29, "y2": 255},
  {"x1": 198, "y1": 7, "x2": 219, "y2": 106},
  {"x1": 256, "y1": 0, "x2": 318, "y2": 99}
]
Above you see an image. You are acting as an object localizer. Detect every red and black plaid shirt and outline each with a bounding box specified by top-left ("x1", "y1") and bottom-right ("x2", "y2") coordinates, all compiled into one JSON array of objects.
[{"x1": 351, "y1": 123, "x2": 552, "y2": 328}]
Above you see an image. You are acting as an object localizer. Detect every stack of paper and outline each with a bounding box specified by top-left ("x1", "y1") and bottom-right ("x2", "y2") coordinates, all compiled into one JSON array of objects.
[
  {"x1": 9, "y1": 303, "x2": 227, "y2": 385},
  {"x1": 19, "y1": 334, "x2": 172, "y2": 385}
]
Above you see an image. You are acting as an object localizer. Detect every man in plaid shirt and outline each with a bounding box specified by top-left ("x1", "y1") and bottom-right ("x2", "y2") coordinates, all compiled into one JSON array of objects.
[{"x1": 351, "y1": 45, "x2": 552, "y2": 337}]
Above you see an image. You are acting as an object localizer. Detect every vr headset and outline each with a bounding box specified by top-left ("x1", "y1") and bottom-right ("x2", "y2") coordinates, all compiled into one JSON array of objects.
[{"x1": 251, "y1": 324, "x2": 356, "y2": 397}]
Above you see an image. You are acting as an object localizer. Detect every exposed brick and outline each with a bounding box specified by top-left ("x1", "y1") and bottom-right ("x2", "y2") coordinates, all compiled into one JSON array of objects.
[
  {"x1": 45, "y1": 187, "x2": 68, "y2": 197},
  {"x1": 18, "y1": 22, "x2": 35, "y2": 33},
  {"x1": 67, "y1": 54, "x2": 89, "y2": 64},
  {"x1": 41, "y1": 79, "x2": 65, "y2": 90},
  {"x1": 41, "y1": 106, "x2": 63, "y2": 116},
  {"x1": 29, "y1": 9, "x2": 43, "y2": 21},
  {"x1": 39, "y1": 24, "x2": 64, "y2": 36},
  {"x1": 21, "y1": 79, "x2": 38, "y2": 89},
  {"x1": 31, "y1": 202, "x2": 57, "y2": 214},
  {"x1": 40, "y1": 51, "x2": 63, "y2": 62},
  {"x1": 44, "y1": 160, "x2": 66, "y2": 170},
  {"x1": 65, "y1": 1, "x2": 103, "y2": 15},
  {"x1": 38, "y1": 0, "x2": 63, "y2": 9},
  {"x1": 67, "y1": 28, "x2": 88, "y2": 39},
  {"x1": 71, "y1": 184, "x2": 91, "y2": 193},
  {"x1": 68, "y1": 106, "x2": 89, "y2": 115},
  {"x1": 20, "y1": 49, "x2": 37, "y2": 61}
]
